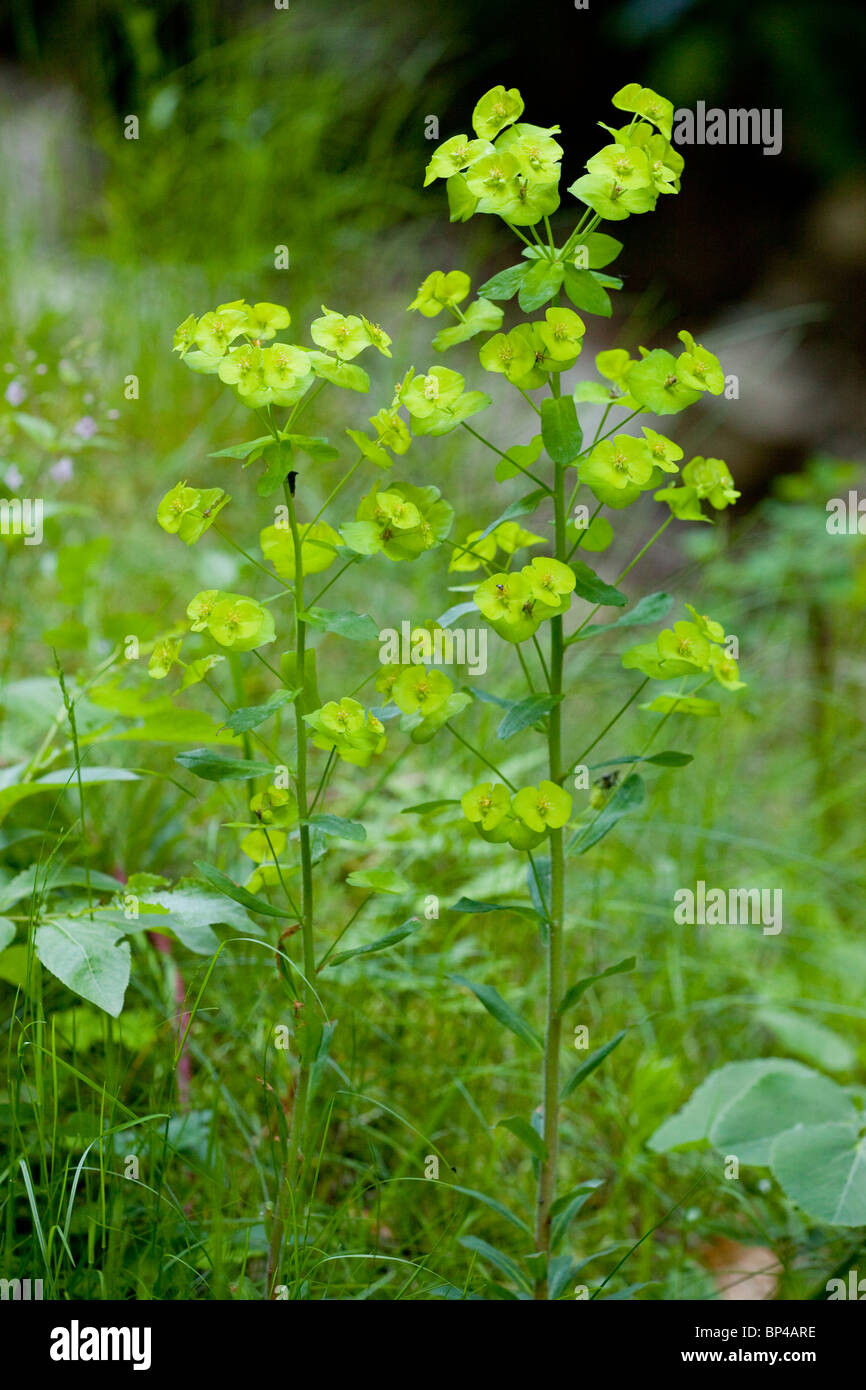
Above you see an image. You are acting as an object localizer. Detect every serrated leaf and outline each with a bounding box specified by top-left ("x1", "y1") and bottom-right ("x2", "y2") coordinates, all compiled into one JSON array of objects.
[
  {"x1": 497, "y1": 694, "x2": 562, "y2": 740},
  {"x1": 451, "y1": 974, "x2": 542, "y2": 1050}
]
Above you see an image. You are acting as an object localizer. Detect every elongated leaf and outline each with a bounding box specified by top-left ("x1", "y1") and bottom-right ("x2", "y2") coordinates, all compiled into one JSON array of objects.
[
  {"x1": 558, "y1": 957, "x2": 636, "y2": 1016},
  {"x1": 496, "y1": 1115, "x2": 548, "y2": 1161},
  {"x1": 306, "y1": 813, "x2": 366, "y2": 842},
  {"x1": 550, "y1": 1181, "x2": 603, "y2": 1252},
  {"x1": 561, "y1": 1030, "x2": 626, "y2": 1099},
  {"x1": 221, "y1": 689, "x2": 297, "y2": 735},
  {"x1": 451, "y1": 974, "x2": 542, "y2": 1050},
  {"x1": 298, "y1": 607, "x2": 378, "y2": 643},
  {"x1": 568, "y1": 591, "x2": 673, "y2": 643},
  {"x1": 194, "y1": 860, "x2": 294, "y2": 919},
  {"x1": 0, "y1": 768, "x2": 139, "y2": 826},
  {"x1": 458, "y1": 1235, "x2": 531, "y2": 1292},
  {"x1": 541, "y1": 396, "x2": 582, "y2": 465},
  {"x1": 175, "y1": 749, "x2": 274, "y2": 782},
  {"x1": 345, "y1": 868, "x2": 409, "y2": 895},
  {"x1": 35, "y1": 917, "x2": 130, "y2": 1017},
  {"x1": 449, "y1": 1184, "x2": 532, "y2": 1235},
  {"x1": 570, "y1": 560, "x2": 627, "y2": 607},
  {"x1": 209, "y1": 435, "x2": 270, "y2": 460},
  {"x1": 327, "y1": 917, "x2": 422, "y2": 967},
  {"x1": 497, "y1": 694, "x2": 562, "y2": 740},
  {"x1": 568, "y1": 773, "x2": 644, "y2": 854},
  {"x1": 400, "y1": 799, "x2": 460, "y2": 816},
  {"x1": 449, "y1": 896, "x2": 538, "y2": 921}
]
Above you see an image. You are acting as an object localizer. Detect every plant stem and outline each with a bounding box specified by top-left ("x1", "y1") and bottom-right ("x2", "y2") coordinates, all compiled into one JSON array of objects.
[{"x1": 534, "y1": 459, "x2": 567, "y2": 1297}]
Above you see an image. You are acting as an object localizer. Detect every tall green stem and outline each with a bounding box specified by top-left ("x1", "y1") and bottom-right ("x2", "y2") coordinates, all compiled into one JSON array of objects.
[{"x1": 534, "y1": 460, "x2": 567, "y2": 1296}]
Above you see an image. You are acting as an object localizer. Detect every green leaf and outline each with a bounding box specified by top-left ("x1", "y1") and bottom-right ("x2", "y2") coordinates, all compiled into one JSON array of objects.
[
  {"x1": 35, "y1": 917, "x2": 130, "y2": 1017},
  {"x1": 563, "y1": 268, "x2": 612, "y2": 317},
  {"x1": 561, "y1": 1030, "x2": 626, "y2": 1099},
  {"x1": 570, "y1": 560, "x2": 627, "y2": 608},
  {"x1": 451, "y1": 974, "x2": 542, "y2": 1050},
  {"x1": 647, "y1": 1059, "x2": 813, "y2": 1154},
  {"x1": 569, "y1": 773, "x2": 644, "y2": 854},
  {"x1": 306, "y1": 813, "x2": 367, "y2": 842},
  {"x1": 477, "y1": 263, "x2": 529, "y2": 300},
  {"x1": 477, "y1": 488, "x2": 548, "y2": 543},
  {"x1": 558, "y1": 957, "x2": 636, "y2": 1016},
  {"x1": 175, "y1": 749, "x2": 274, "y2": 782},
  {"x1": 581, "y1": 232, "x2": 623, "y2": 269},
  {"x1": 449, "y1": 896, "x2": 538, "y2": 921},
  {"x1": 458, "y1": 1235, "x2": 531, "y2": 1293},
  {"x1": 286, "y1": 434, "x2": 340, "y2": 464},
  {"x1": 327, "y1": 917, "x2": 422, "y2": 967},
  {"x1": 0, "y1": 917, "x2": 16, "y2": 951},
  {"x1": 771, "y1": 1123, "x2": 866, "y2": 1227},
  {"x1": 709, "y1": 1067, "x2": 854, "y2": 1165},
  {"x1": 518, "y1": 258, "x2": 564, "y2": 312},
  {"x1": 209, "y1": 435, "x2": 271, "y2": 460},
  {"x1": 298, "y1": 607, "x2": 378, "y2": 643},
  {"x1": 137, "y1": 888, "x2": 264, "y2": 953},
  {"x1": 496, "y1": 1115, "x2": 548, "y2": 1161},
  {"x1": 541, "y1": 396, "x2": 582, "y2": 465},
  {"x1": 221, "y1": 689, "x2": 297, "y2": 735},
  {"x1": 497, "y1": 694, "x2": 562, "y2": 741},
  {"x1": 568, "y1": 591, "x2": 673, "y2": 643},
  {"x1": 645, "y1": 751, "x2": 693, "y2": 767},
  {"x1": 433, "y1": 298, "x2": 504, "y2": 351},
  {"x1": 448, "y1": 1184, "x2": 532, "y2": 1235},
  {"x1": 345, "y1": 868, "x2": 409, "y2": 895},
  {"x1": 757, "y1": 1008, "x2": 855, "y2": 1074},
  {"x1": 550, "y1": 1182, "x2": 603, "y2": 1252},
  {"x1": 0, "y1": 768, "x2": 139, "y2": 827},
  {"x1": 400, "y1": 799, "x2": 460, "y2": 815},
  {"x1": 194, "y1": 860, "x2": 294, "y2": 919}
]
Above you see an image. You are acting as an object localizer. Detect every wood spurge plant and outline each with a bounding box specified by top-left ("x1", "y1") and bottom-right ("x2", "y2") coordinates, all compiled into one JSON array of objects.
[{"x1": 144, "y1": 81, "x2": 748, "y2": 1299}]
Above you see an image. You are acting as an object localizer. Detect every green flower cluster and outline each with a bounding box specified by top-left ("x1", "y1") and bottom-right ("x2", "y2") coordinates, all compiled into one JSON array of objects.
[
  {"x1": 303, "y1": 698, "x2": 386, "y2": 767},
  {"x1": 474, "y1": 556, "x2": 576, "y2": 643},
  {"x1": 569, "y1": 84, "x2": 682, "y2": 223},
  {"x1": 173, "y1": 298, "x2": 390, "y2": 409},
  {"x1": 580, "y1": 427, "x2": 682, "y2": 509},
  {"x1": 461, "y1": 778, "x2": 572, "y2": 850},
  {"x1": 340, "y1": 478, "x2": 454, "y2": 561},
  {"x1": 622, "y1": 604, "x2": 746, "y2": 690},
  {"x1": 423, "y1": 86, "x2": 563, "y2": 227},
  {"x1": 449, "y1": 518, "x2": 545, "y2": 572},
  {"x1": 655, "y1": 456, "x2": 741, "y2": 523},
  {"x1": 156, "y1": 481, "x2": 230, "y2": 544},
  {"x1": 186, "y1": 589, "x2": 275, "y2": 651},
  {"x1": 481, "y1": 306, "x2": 586, "y2": 386},
  {"x1": 240, "y1": 785, "x2": 299, "y2": 866},
  {"x1": 375, "y1": 659, "x2": 471, "y2": 744}
]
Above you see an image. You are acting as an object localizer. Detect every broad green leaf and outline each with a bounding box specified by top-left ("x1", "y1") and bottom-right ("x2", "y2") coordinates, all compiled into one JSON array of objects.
[
  {"x1": 209, "y1": 436, "x2": 270, "y2": 460},
  {"x1": 35, "y1": 917, "x2": 130, "y2": 1017},
  {"x1": 647, "y1": 1059, "x2": 813, "y2": 1154},
  {"x1": 175, "y1": 749, "x2": 274, "y2": 782},
  {"x1": 298, "y1": 607, "x2": 378, "y2": 643},
  {"x1": 0, "y1": 918, "x2": 15, "y2": 952},
  {"x1": 0, "y1": 768, "x2": 139, "y2": 826},
  {"x1": 496, "y1": 1115, "x2": 548, "y2": 1161},
  {"x1": 306, "y1": 813, "x2": 366, "y2": 842},
  {"x1": 581, "y1": 232, "x2": 623, "y2": 269},
  {"x1": 558, "y1": 957, "x2": 636, "y2": 1016},
  {"x1": 563, "y1": 267, "x2": 612, "y2": 317},
  {"x1": 561, "y1": 1030, "x2": 626, "y2": 1099},
  {"x1": 194, "y1": 860, "x2": 294, "y2": 919},
  {"x1": 569, "y1": 560, "x2": 627, "y2": 608},
  {"x1": 757, "y1": 1008, "x2": 855, "y2": 1074},
  {"x1": 568, "y1": 774, "x2": 644, "y2": 854},
  {"x1": 0, "y1": 865, "x2": 123, "y2": 912},
  {"x1": 518, "y1": 258, "x2": 564, "y2": 312},
  {"x1": 345, "y1": 867, "x2": 410, "y2": 895},
  {"x1": 709, "y1": 1067, "x2": 854, "y2": 1165},
  {"x1": 541, "y1": 396, "x2": 582, "y2": 465},
  {"x1": 433, "y1": 298, "x2": 504, "y2": 351},
  {"x1": 221, "y1": 689, "x2": 297, "y2": 735},
  {"x1": 771, "y1": 1123, "x2": 866, "y2": 1227},
  {"x1": 497, "y1": 694, "x2": 562, "y2": 740},
  {"x1": 327, "y1": 917, "x2": 422, "y2": 967},
  {"x1": 139, "y1": 887, "x2": 265, "y2": 952},
  {"x1": 477, "y1": 263, "x2": 529, "y2": 300},
  {"x1": 451, "y1": 974, "x2": 542, "y2": 1050}
]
